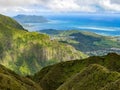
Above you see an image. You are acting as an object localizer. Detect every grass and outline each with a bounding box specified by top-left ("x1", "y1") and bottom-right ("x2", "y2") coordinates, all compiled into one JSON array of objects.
[{"x1": 33, "y1": 53, "x2": 120, "y2": 90}]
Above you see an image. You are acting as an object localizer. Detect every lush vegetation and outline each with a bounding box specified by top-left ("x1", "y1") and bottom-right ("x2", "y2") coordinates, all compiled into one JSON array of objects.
[
  {"x1": 0, "y1": 64, "x2": 42, "y2": 90},
  {"x1": 39, "y1": 29, "x2": 120, "y2": 56},
  {"x1": 33, "y1": 53, "x2": 120, "y2": 90},
  {"x1": 57, "y1": 64, "x2": 120, "y2": 90},
  {"x1": 0, "y1": 14, "x2": 87, "y2": 75},
  {"x1": 0, "y1": 52, "x2": 120, "y2": 90}
]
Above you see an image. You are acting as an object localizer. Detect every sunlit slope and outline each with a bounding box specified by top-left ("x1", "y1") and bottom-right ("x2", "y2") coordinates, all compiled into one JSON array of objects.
[{"x1": 0, "y1": 14, "x2": 87, "y2": 75}]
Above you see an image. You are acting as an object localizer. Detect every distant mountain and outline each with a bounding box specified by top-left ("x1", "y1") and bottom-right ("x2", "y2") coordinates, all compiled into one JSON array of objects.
[
  {"x1": 0, "y1": 14, "x2": 87, "y2": 75},
  {"x1": 39, "y1": 29, "x2": 120, "y2": 56},
  {"x1": 33, "y1": 53, "x2": 120, "y2": 90},
  {"x1": 13, "y1": 15, "x2": 48, "y2": 23}
]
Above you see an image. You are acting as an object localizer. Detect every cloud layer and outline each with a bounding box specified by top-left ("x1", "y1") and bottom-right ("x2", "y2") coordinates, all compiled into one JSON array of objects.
[{"x1": 0, "y1": 0, "x2": 120, "y2": 15}]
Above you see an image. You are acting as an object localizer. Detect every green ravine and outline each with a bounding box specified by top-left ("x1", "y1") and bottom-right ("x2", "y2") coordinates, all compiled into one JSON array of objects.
[{"x1": 0, "y1": 14, "x2": 87, "y2": 75}]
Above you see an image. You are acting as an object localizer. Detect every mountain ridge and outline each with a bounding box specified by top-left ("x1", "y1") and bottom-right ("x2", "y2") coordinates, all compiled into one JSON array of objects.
[
  {"x1": 33, "y1": 53, "x2": 120, "y2": 90},
  {"x1": 57, "y1": 64, "x2": 120, "y2": 90}
]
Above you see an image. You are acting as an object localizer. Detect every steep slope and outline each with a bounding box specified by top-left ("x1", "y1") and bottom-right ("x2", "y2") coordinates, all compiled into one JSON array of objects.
[
  {"x1": 39, "y1": 29, "x2": 120, "y2": 56},
  {"x1": 0, "y1": 64, "x2": 42, "y2": 90},
  {"x1": 0, "y1": 14, "x2": 87, "y2": 75},
  {"x1": 33, "y1": 53, "x2": 120, "y2": 90},
  {"x1": 0, "y1": 14, "x2": 24, "y2": 30},
  {"x1": 101, "y1": 79, "x2": 120, "y2": 90},
  {"x1": 57, "y1": 64, "x2": 120, "y2": 90}
]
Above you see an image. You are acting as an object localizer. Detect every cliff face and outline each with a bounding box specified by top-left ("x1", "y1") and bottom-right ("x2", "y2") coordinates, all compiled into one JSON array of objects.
[{"x1": 0, "y1": 14, "x2": 87, "y2": 75}]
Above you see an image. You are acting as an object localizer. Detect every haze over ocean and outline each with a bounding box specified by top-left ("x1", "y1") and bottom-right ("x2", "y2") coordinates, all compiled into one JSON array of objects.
[
  {"x1": 21, "y1": 14, "x2": 120, "y2": 36},
  {"x1": 1, "y1": 0, "x2": 120, "y2": 36}
]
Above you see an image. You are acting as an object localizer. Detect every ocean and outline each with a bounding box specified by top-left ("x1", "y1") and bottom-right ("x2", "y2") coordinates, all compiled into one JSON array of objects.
[{"x1": 21, "y1": 14, "x2": 120, "y2": 36}]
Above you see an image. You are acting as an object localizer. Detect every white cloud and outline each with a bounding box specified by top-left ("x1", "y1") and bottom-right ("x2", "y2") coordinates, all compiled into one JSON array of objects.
[
  {"x1": 98, "y1": 0, "x2": 120, "y2": 12},
  {"x1": 0, "y1": 0, "x2": 38, "y2": 7},
  {"x1": 0, "y1": 0, "x2": 120, "y2": 15},
  {"x1": 39, "y1": 0, "x2": 98, "y2": 12}
]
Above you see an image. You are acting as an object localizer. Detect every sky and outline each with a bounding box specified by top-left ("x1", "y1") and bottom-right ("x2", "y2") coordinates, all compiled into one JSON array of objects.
[{"x1": 0, "y1": 0, "x2": 120, "y2": 16}]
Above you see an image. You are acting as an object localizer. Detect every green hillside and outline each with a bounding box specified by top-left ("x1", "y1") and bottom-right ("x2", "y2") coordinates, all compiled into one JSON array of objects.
[
  {"x1": 0, "y1": 64, "x2": 42, "y2": 90},
  {"x1": 0, "y1": 14, "x2": 87, "y2": 75},
  {"x1": 33, "y1": 53, "x2": 120, "y2": 90},
  {"x1": 57, "y1": 64, "x2": 120, "y2": 90},
  {"x1": 0, "y1": 53, "x2": 120, "y2": 90},
  {"x1": 39, "y1": 29, "x2": 120, "y2": 56},
  {"x1": 0, "y1": 14, "x2": 24, "y2": 30},
  {"x1": 0, "y1": 52, "x2": 119, "y2": 90}
]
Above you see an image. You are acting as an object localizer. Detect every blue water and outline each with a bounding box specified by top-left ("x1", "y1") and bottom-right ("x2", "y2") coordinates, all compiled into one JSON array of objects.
[{"x1": 22, "y1": 14, "x2": 120, "y2": 36}]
